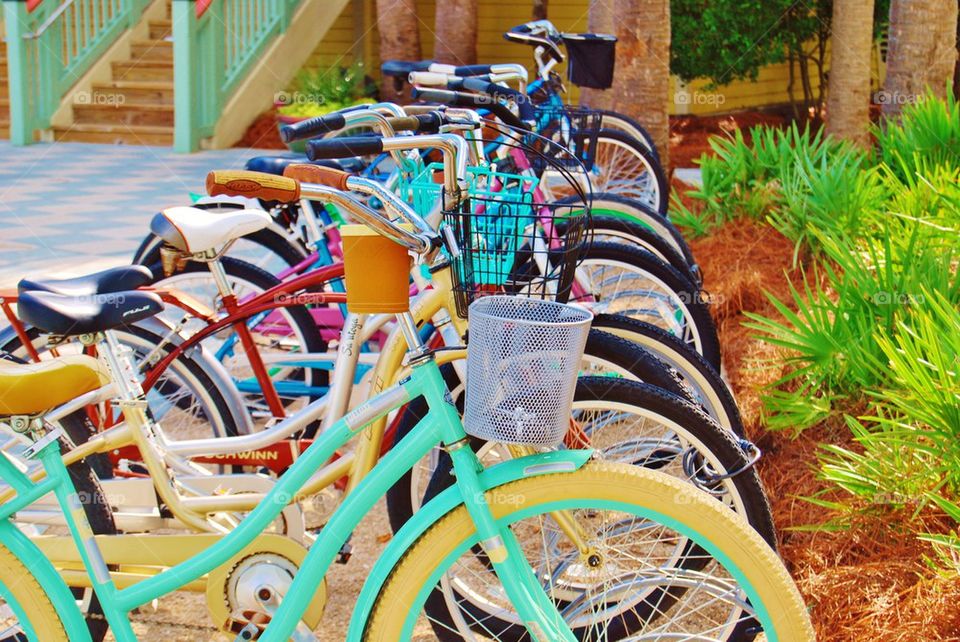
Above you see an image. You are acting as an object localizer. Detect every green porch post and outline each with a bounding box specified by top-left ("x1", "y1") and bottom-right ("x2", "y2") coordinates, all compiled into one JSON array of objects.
[
  {"x1": 3, "y1": 1, "x2": 33, "y2": 146},
  {"x1": 173, "y1": 0, "x2": 199, "y2": 152}
]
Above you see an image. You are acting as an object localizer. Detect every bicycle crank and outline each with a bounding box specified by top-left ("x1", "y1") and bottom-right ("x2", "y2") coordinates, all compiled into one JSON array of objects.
[{"x1": 208, "y1": 541, "x2": 326, "y2": 637}]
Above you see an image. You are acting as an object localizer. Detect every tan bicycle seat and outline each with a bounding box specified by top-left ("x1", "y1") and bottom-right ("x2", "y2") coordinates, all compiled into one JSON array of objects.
[{"x1": 0, "y1": 355, "x2": 110, "y2": 416}]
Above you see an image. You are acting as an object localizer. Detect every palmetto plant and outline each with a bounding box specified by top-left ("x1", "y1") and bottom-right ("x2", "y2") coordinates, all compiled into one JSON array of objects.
[
  {"x1": 680, "y1": 90, "x2": 960, "y2": 551},
  {"x1": 817, "y1": 290, "x2": 960, "y2": 525}
]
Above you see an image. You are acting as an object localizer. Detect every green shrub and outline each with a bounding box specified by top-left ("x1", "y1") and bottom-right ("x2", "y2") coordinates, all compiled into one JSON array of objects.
[{"x1": 876, "y1": 87, "x2": 960, "y2": 183}]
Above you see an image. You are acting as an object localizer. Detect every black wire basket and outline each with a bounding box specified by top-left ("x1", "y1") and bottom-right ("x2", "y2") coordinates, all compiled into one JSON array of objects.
[
  {"x1": 528, "y1": 104, "x2": 603, "y2": 172},
  {"x1": 425, "y1": 124, "x2": 593, "y2": 318}
]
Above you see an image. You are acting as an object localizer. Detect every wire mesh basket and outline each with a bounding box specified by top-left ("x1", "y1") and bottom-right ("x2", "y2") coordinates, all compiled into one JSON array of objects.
[
  {"x1": 529, "y1": 104, "x2": 603, "y2": 171},
  {"x1": 464, "y1": 296, "x2": 592, "y2": 447}
]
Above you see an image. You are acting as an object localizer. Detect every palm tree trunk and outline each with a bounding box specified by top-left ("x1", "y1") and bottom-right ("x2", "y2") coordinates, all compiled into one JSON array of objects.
[
  {"x1": 609, "y1": 0, "x2": 671, "y2": 170},
  {"x1": 883, "y1": 0, "x2": 958, "y2": 117},
  {"x1": 532, "y1": 0, "x2": 548, "y2": 21},
  {"x1": 826, "y1": 0, "x2": 876, "y2": 145},
  {"x1": 376, "y1": 0, "x2": 422, "y2": 101},
  {"x1": 434, "y1": 0, "x2": 477, "y2": 65},
  {"x1": 580, "y1": 0, "x2": 615, "y2": 110}
]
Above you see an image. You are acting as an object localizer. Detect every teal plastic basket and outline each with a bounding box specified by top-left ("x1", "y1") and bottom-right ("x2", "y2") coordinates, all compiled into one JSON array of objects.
[{"x1": 404, "y1": 164, "x2": 541, "y2": 287}]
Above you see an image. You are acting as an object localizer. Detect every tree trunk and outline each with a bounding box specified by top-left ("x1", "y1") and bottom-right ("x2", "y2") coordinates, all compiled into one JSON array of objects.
[
  {"x1": 434, "y1": 0, "x2": 477, "y2": 65},
  {"x1": 826, "y1": 0, "x2": 876, "y2": 146},
  {"x1": 608, "y1": 0, "x2": 671, "y2": 169},
  {"x1": 376, "y1": 0, "x2": 422, "y2": 101},
  {"x1": 883, "y1": 0, "x2": 958, "y2": 117},
  {"x1": 532, "y1": 0, "x2": 548, "y2": 21},
  {"x1": 580, "y1": 0, "x2": 616, "y2": 110}
]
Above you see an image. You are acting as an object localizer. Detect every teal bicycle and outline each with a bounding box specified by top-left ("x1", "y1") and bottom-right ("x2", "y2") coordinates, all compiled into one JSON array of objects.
[{"x1": 0, "y1": 170, "x2": 813, "y2": 640}]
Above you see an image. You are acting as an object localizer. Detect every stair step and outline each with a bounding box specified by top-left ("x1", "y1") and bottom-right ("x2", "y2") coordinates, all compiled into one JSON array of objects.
[
  {"x1": 148, "y1": 19, "x2": 172, "y2": 39},
  {"x1": 74, "y1": 103, "x2": 174, "y2": 127},
  {"x1": 111, "y1": 60, "x2": 173, "y2": 82},
  {"x1": 92, "y1": 81, "x2": 173, "y2": 105},
  {"x1": 53, "y1": 123, "x2": 173, "y2": 146},
  {"x1": 130, "y1": 39, "x2": 173, "y2": 60}
]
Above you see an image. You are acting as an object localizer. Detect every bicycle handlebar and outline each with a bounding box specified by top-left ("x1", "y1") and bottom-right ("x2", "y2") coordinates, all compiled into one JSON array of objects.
[
  {"x1": 282, "y1": 110, "x2": 445, "y2": 144},
  {"x1": 282, "y1": 163, "x2": 350, "y2": 190},
  {"x1": 411, "y1": 88, "x2": 527, "y2": 130},
  {"x1": 305, "y1": 137, "x2": 383, "y2": 160},
  {"x1": 205, "y1": 171, "x2": 300, "y2": 203},
  {"x1": 448, "y1": 77, "x2": 535, "y2": 121},
  {"x1": 205, "y1": 169, "x2": 437, "y2": 255}
]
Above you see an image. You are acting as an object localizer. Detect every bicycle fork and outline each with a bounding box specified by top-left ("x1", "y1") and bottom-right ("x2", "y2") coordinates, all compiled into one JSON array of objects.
[{"x1": 424, "y1": 369, "x2": 577, "y2": 642}]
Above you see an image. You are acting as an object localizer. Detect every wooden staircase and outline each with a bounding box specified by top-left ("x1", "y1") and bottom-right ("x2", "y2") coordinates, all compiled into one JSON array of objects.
[
  {"x1": 1, "y1": 42, "x2": 9, "y2": 139},
  {"x1": 53, "y1": 4, "x2": 173, "y2": 145}
]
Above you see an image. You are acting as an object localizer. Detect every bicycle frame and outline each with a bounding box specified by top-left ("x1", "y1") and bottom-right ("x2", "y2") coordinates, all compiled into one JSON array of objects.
[{"x1": 0, "y1": 314, "x2": 589, "y2": 641}]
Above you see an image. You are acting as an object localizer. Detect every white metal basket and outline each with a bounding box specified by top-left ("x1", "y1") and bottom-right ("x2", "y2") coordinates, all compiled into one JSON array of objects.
[{"x1": 463, "y1": 296, "x2": 593, "y2": 446}]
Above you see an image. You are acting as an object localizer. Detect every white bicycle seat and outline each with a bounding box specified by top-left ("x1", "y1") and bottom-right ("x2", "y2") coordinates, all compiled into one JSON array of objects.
[{"x1": 150, "y1": 206, "x2": 271, "y2": 254}]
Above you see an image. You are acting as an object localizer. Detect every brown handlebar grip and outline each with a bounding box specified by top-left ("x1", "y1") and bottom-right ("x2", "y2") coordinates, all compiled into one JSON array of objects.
[
  {"x1": 282, "y1": 164, "x2": 351, "y2": 191},
  {"x1": 385, "y1": 116, "x2": 421, "y2": 132},
  {"x1": 205, "y1": 171, "x2": 301, "y2": 203}
]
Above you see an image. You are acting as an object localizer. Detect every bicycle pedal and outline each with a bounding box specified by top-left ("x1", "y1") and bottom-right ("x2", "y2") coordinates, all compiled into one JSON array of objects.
[{"x1": 226, "y1": 610, "x2": 270, "y2": 641}]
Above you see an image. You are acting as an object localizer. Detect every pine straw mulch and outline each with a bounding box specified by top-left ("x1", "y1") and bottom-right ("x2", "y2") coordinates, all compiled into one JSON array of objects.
[{"x1": 689, "y1": 217, "x2": 960, "y2": 641}]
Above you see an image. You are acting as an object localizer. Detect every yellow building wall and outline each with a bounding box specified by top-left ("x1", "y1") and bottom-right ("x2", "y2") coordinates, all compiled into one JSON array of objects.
[{"x1": 301, "y1": 0, "x2": 879, "y2": 117}]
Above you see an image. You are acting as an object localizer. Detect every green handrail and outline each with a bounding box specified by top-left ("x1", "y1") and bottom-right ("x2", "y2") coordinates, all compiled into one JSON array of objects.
[
  {"x1": 2, "y1": 0, "x2": 149, "y2": 145},
  {"x1": 173, "y1": 0, "x2": 300, "y2": 152}
]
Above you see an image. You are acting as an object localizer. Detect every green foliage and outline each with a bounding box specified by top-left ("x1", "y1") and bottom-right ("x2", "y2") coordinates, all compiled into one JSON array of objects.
[
  {"x1": 670, "y1": 123, "x2": 862, "y2": 239},
  {"x1": 278, "y1": 62, "x2": 376, "y2": 117},
  {"x1": 876, "y1": 88, "x2": 960, "y2": 183},
  {"x1": 670, "y1": 0, "x2": 794, "y2": 84},
  {"x1": 679, "y1": 93, "x2": 960, "y2": 546},
  {"x1": 670, "y1": 0, "x2": 891, "y2": 90}
]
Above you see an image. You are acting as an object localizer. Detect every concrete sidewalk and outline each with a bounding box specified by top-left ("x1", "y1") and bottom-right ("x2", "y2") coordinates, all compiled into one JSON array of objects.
[{"x1": 0, "y1": 141, "x2": 277, "y2": 286}]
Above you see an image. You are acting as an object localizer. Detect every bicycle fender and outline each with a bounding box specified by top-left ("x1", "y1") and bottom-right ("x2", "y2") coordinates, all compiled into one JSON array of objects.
[
  {"x1": 0, "y1": 521, "x2": 93, "y2": 640},
  {"x1": 345, "y1": 449, "x2": 593, "y2": 641}
]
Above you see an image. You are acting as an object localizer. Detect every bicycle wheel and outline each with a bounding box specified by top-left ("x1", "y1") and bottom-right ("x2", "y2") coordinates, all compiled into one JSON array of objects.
[
  {"x1": 146, "y1": 257, "x2": 328, "y2": 424},
  {"x1": 1, "y1": 412, "x2": 115, "y2": 641},
  {"x1": 385, "y1": 330, "x2": 694, "y2": 533},
  {"x1": 555, "y1": 214, "x2": 697, "y2": 284},
  {"x1": 0, "y1": 541, "x2": 69, "y2": 640},
  {"x1": 366, "y1": 461, "x2": 812, "y2": 641},
  {"x1": 555, "y1": 193, "x2": 699, "y2": 272},
  {"x1": 596, "y1": 109, "x2": 660, "y2": 160},
  {"x1": 570, "y1": 241, "x2": 722, "y2": 370},
  {"x1": 406, "y1": 377, "x2": 774, "y2": 639},
  {"x1": 590, "y1": 128, "x2": 669, "y2": 215},
  {"x1": 591, "y1": 313, "x2": 744, "y2": 434}
]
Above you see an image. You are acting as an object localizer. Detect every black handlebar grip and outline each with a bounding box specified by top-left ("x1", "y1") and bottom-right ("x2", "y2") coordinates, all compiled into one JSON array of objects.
[
  {"x1": 411, "y1": 112, "x2": 443, "y2": 133},
  {"x1": 458, "y1": 78, "x2": 535, "y2": 121},
  {"x1": 280, "y1": 113, "x2": 347, "y2": 144},
  {"x1": 411, "y1": 88, "x2": 526, "y2": 130},
  {"x1": 453, "y1": 64, "x2": 493, "y2": 76},
  {"x1": 306, "y1": 136, "x2": 384, "y2": 161}
]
